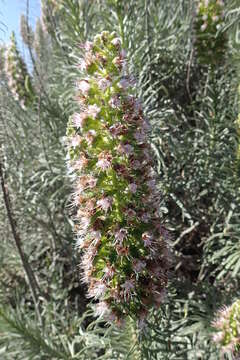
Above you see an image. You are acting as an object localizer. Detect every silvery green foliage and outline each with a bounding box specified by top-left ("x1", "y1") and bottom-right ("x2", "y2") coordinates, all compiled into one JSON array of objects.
[{"x1": 1, "y1": 0, "x2": 240, "y2": 359}]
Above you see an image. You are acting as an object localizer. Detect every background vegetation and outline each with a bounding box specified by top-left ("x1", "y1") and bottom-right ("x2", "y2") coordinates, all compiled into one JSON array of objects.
[{"x1": 1, "y1": 0, "x2": 240, "y2": 358}]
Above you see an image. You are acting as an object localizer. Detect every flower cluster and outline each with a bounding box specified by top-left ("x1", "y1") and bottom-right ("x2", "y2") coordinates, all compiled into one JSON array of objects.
[
  {"x1": 194, "y1": 0, "x2": 226, "y2": 65},
  {"x1": 5, "y1": 32, "x2": 34, "y2": 109},
  {"x1": 212, "y1": 299, "x2": 240, "y2": 356},
  {"x1": 66, "y1": 31, "x2": 171, "y2": 325}
]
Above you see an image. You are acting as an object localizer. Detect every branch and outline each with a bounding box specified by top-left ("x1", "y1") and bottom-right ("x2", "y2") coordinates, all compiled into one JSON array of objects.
[{"x1": 0, "y1": 160, "x2": 43, "y2": 326}]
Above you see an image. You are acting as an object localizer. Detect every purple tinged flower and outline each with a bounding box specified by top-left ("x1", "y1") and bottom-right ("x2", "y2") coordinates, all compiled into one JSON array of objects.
[
  {"x1": 111, "y1": 37, "x2": 121, "y2": 47},
  {"x1": 96, "y1": 152, "x2": 112, "y2": 171},
  {"x1": 103, "y1": 265, "x2": 115, "y2": 279},
  {"x1": 121, "y1": 279, "x2": 135, "y2": 300},
  {"x1": 89, "y1": 282, "x2": 107, "y2": 299},
  {"x1": 77, "y1": 80, "x2": 90, "y2": 95},
  {"x1": 134, "y1": 129, "x2": 146, "y2": 143},
  {"x1": 97, "y1": 197, "x2": 113, "y2": 212},
  {"x1": 118, "y1": 143, "x2": 134, "y2": 155},
  {"x1": 80, "y1": 216, "x2": 91, "y2": 230},
  {"x1": 133, "y1": 259, "x2": 146, "y2": 272},
  {"x1": 91, "y1": 230, "x2": 101, "y2": 241},
  {"x1": 129, "y1": 183, "x2": 137, "y2": 194},
  {"x1": 147, "y1": 179, "x2": 156, "y2": 190},
  {"x1": 118, "y1": 78, "x2": 131, "y2": 90},
  {"x1": 85, "y1": 41, "x2": 93, "y2": 51},
  {"x1": 71, "y1": 135, "x2": 82, "y2": 148},
  {"x1": 73, "y1": 154, "x2": 88, "y2": 171},
  {"x1": 124, "y1": 208, "x2": 136, "y2": 218},
  {"x1": 95, "y1": 301, "x2": 109, "y2": 317},
  {"x1": 72, "y1": 112, "x2": 87, "y2": 128},
  {"x1": 98, "y1": 78, "x2": 111, "y2": 91},
  {"x1": 142, "y1": 232, "x2": 153, "y2": 247},
  {"x1": 131, "y1": 159, "x2": 141, "y2": 170},
  {"x1": 109, "y1": 96, "x2": 121, "y2": 109},
  {"x1": 88, "y1": 176, "x2": 98, "y2": 188},
  {"x1": 87, "y1": 104, "x2": 100, "y2": 119},
  {"x1": 85, "y1": 130, "x2": 96, "y2": 145},
  {"x1": 114, "y1": 228, "x2": 128, "y2": 245},
  {"x1": 141, "y1": 212, "x2": 151, "y2": 223}
]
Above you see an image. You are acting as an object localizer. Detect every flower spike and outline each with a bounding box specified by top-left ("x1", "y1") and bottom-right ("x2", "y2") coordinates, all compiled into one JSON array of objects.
[{"x1": 66, "y1": 31, "x2": 171, "y2": 325}]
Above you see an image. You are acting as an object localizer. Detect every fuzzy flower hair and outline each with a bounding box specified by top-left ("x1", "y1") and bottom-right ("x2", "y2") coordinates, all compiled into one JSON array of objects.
[
  {"x1": 5, "y1": 32, "x2": 34, "y2": 109},
  {"x1": 212, "y1": 299, "x2": 240, "y2": 356},
  {"x1": 194, "y1": 0, "x2": 226, "y2": 65},
  {"x1": 66, "y1": 31, "x2": 171, "y2": 325}
]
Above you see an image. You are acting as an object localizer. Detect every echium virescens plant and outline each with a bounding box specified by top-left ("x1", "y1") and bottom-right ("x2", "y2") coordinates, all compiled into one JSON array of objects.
[
  {"x1": 212, "y1": 299, "x2": 240, "y2": 356},
  {"x1": 5, "y1": 32, "x2": 34, "y2": 109},
  {"x1": 194, "y1": 0, "x2": 226, "y2": 65},
  {"x1": 66, "y1": 31, "x2": 171, "y2": 325}
]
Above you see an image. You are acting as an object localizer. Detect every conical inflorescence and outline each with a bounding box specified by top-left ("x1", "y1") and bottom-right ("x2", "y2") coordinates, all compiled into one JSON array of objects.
[
  {"x1": 212, "y1": 299, "x2": 240, "y2": 355},
  {"x1": 66, "y1": 31, "x2": 171, "y2": 325},
  {"x1": 5, "y1": 32, "x2": 34, "y2": 109}
]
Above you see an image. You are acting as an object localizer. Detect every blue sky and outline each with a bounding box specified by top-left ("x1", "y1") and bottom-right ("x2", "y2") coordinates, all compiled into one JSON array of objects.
[{"x1": 0, "y1": 0, "x2": 40, "y2": 45}]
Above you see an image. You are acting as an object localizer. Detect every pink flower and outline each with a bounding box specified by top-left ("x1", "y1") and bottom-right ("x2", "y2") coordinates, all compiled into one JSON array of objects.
[
  {"x1": 121, "y1": 279, "x2": 135, "y2": 291},
  {"x1": 77, "y1": 80, "x2": 90, "y2": 95},
  {"x1": 97, "y1": 197, "x2": 113, "y2": 212},
  {"x1": 118, "y1": 78, "x2": 130, "y2": 90},
  {"x1": 131, "y1": 159, "x2": 141, "y2": 170},
  {"x1": 111, "y1": 37, "x2": 121, "y2": 47},
  {"x1": 134, "y1": 130, "x2": 146, "y2": 143},
  {"x1": 80, "y1": 216, "x2": 91, "y2": 230},
  {"x1": 71, "y1": 135, "x2": 82, "y2": 148},
  {"x1": 96, "y1": 152, "x2": 112, "y2": 171},
  {"x1": 115, "y1": 228, "x2": 128, "y2": 245},
  {"x1": 95, "y1": 301, "x2": 109, "y2": 317},
  {"x1": 88, "y1": 176, "x2": 98, "y2": 188},
  {"x1": 121, "y1": 279, "x2": 135, "y2": 299},
  {"x1": 72, "y1": 112, "x2": 87, "y2": 128},
  {"x1": 109, "y1": 96, "x2": 121, "y2": 109},
  {"x1": 109, "y1": 123, "x2": 126, "y2": 138},
  {"x1": 147, "y1": 179, "x2": 156, "y2": 190},
  {"x1": 98, "y1": 78, "x2": 111, "y2": 91},
  {"x1": 73, "y1": 154, "x2": 88, "y2": 170},
  {"x1": 91, "y1": 230, "x2": 101, "y2": 242},
  {"x1": 87, "y1": 104, "x2": 100, "y2": 119},
  {"x1": 79, "y1": 59, "x2": 86, "y2": 71},
  {"x1": 142, "y1": 232, "x2": 153, "y2": 247},
  {"x1": 85, "y1": 130, "x2": 96, "y2": 145},
  {"x1": 88, "y1": 282, "x2": 107, "y2": 299},
  {"x1": 129, "y1": 183, "x2": 137, "y2": 194},
  {"x1": 103, "y1": 265, "x2": 115, "y2": 279},
  {"x1": 142, "y1": 120, "x2": 151, "y2": 132},
  {"x1": 132, "y1": 259, "x2": 146, "y2": 272},
  {"x1": 124, "y1": 208, "x2": 136, "y2": 218},
  {"x1": 141, "y1": 213, "x2": 151, "y2": 223},
  {"x1": 118, "y1": 143, "x2": 134, "y2": 155},
  {"x1": 85, "y1": 41, "x2": 93, "y2": 51}
]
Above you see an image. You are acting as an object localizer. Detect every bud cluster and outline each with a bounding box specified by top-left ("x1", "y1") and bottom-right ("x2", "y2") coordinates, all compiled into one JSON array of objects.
[
  {"x1": 5, "y1": 32, "x2": 33, "y2": 109},
  {"x1": 66, "y1": 31, "x2": 171, "y2": 325},
  {"x1": 194, "y1": 0, "x2": 226, "y2": 65},
  {"x1": 212, "y1": 299, "x2": 240, "y2": 355}
]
